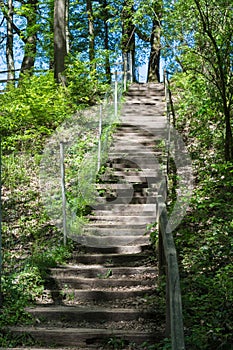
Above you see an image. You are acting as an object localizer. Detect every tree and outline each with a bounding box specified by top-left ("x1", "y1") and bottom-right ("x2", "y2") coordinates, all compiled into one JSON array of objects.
[
  {"x1": 20, "y1": 0, "x2": 38, "y2": 74},
  {"x1": 0, "y1": 0, "x2": 39, "y2": 75},
  {"x1": 0, "y1": 0, "x2": 165, "y2": 84},
  {"x1": 121, "y1": 0, "x2": 135, "y2": 80},
  {"x1": 6, "y1": 0, "x2": 15, "y2": 84},
  {"x1": 134, "y1": 0, "x2": 162, "y2": 82},
  {"x1": 86, "y1": 0, "x2": 95, "y2": 63},
  {"x1": 54, "y1": 0, "x2": 67, "y2": 82},
  {"x1": 147, "y1": 0, "x2": 162, "y2": 82},
  {"x1": 98, "y1": 0, "x2": 111, "y2": 80},
  {"x1": 164, "y1": 0, "x2": 233, "y2": 161}
]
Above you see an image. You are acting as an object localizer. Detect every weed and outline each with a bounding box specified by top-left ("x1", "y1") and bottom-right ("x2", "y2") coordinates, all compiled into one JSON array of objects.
[
  {"x1": 107, "y1": 336, "x2": 127, "y2": 349},
  {"x1": 97, "y1": 268, "x2": 112, "y2": 279}
]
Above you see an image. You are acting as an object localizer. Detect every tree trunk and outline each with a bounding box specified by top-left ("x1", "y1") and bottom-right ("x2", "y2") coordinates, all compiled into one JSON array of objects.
[
  {"x1": 86, "y1": 0, "x2": 95, "y2": 63},
  {"x1": 147, "y1": 21, "x2": 161, "y2": 82},
  {"x1": 103, "y1": 0, "x2": 110, "y2": 81},
  {"x1": 65, "y1": 0, "x2": 70, "y2": 54},
  {"x1": 54, "y1": 0, "x2": 67, "y2": 82},
  {"x1": 6, "y1": 0, "x2": 15, "y2": 84},
  {"x1": 20, "y1": 0, "x2": 38, "y2": 75},
  {"x1": 49, "y1": 0, "x2": 54, "y2": 70},
  {"x1": 147, "y1": 3, "x2": 162, "y2": 83},
  {"x1": 224, "y1": 107, "x2": 233, "y2": 161},
  {"x1": 121, "y1": 0, "x2": 135, "y2": 81}
]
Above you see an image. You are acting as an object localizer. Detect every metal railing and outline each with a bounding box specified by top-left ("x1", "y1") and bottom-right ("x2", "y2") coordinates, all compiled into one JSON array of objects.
[
  {"x1": 59, "y1": 57, "x2": 134, "y2": 246},
  {"x1": 156, "y1": 70, "x2": 185, "y2": 349}
]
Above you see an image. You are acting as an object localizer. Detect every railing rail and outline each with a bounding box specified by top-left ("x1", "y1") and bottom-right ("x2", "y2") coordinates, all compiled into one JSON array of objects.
[
  {"x1": 157, "y1": 69, "x2": 185, "y2": 350},
  {"x1": 58, "y1": 57, "x2": 133, "y2": 246}
]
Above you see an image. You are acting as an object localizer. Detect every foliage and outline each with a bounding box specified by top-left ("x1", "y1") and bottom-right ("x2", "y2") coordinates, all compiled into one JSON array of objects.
[
  {"x1": 0, "y1": 63, "x2": 112, "y2": 154},
  {"x1": 0, "y1": 72, "x2": 74, "y2": 153},
  {"x1": 65, "y1": 58, "x2": 111, "y2": 105},
  {"x1": 163, "y1": 0, "x2": 233, "y2": 160},
  {"x1": 0, "y1": 60, "x2": 115, "y2": 347},
  {"x1": 166, "y1": 71, "x2": 233, "y2": 349}
]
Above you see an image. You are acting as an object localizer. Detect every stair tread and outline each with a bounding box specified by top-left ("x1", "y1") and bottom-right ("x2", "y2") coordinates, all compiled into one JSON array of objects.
[
  {"x1": 51, "y1": 265, "x2": 156, "y2": 272},
  {"x1": 27, "y1": 305, "x2": 156, "y2": 313},
  {"x1": 10, "y1": 326, "x2": 161, "y2": 339},
  {"x1": 6, "y1": 82, "x2": 166, "y2": 348}
]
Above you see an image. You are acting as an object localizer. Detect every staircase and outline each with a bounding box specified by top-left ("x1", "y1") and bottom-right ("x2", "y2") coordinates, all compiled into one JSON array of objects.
[{"x1": 7, "y1": 83, "x2": 167, "y2": 349}]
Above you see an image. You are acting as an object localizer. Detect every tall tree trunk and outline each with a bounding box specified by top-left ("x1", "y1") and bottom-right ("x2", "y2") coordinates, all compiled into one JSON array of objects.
[
  {"x1": 54, "y1": 0, "x2": 67, "y2": 82},
  {"x1": 103, "y1": 0, "x2": 110, "y2": 81},
  {"x1": 6, "y1": 0, "x2": 15, "y2": 85},
  {"x1": 147, "y1": 3, "x2": 162, "y2": 82},
  {"x1": 86, "y1": 0, "x2": 95, "y2": 63},
  {"x1": 65, "y1": 0, "x2": 70, "y2": 54},
  {"x1": 49, "y1": 0, "x2": 54, "y2": 70},
  {"x1": 20, "y1": 0, "x2": 38, "y2": 75},
  {"x1": 121, "y1": 0, "x2": 135, "y2": 81},
  {"x1": 224, "y1": 106, "x2": 233, "y2": 161}
]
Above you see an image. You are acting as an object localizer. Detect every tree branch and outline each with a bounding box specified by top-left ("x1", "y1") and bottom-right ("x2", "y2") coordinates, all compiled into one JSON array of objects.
[
  {"x1": 135, "y1": 27, "x2": 150, "y2": 42},
  {"x1": 0, "y1": 0, "x2": 26, "y2": 43}
]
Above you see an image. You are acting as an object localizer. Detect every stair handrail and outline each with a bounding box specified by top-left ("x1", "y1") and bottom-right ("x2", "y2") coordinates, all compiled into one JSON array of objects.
[
  {"x1": 59, "y1": 59, "x2": 131, "y2": 245},
  {"x1": 157, "y1": 69, "x2": 185, "y2": 350}
]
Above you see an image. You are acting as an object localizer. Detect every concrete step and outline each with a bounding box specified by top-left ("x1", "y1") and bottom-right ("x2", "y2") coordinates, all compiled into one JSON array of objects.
[
  {"x1": 91, "y1": 203, "x2": 157, "y2": 211},
  {"x1": 77, "y1": 244, "x2": 150, "y2": 254},
  {"x1": 9, "y1": 327, "x2": 162, "y2": 347},
  {"x1": 95, "y1": 187, "x2": 157, "y2": 197},
  {"x1": 121, "y1": 116, "x2": 166, "y2": 123},
  {"x1": 26, "y1": 305, "x2": 157, "y2": 323},
  {"x1": 46, "y1": 276, "x2": 157, "y2": 289},
  {"x1": 124, "y1": 91, "x2": 165, "y2": 97},
  {"x1": 112, "y1": 130, "x2": 160, "y2": 138},
  {"x1": 71, "y1": 251, "x2": 156, "y2": 265},
  {"x1": 102, "y1": 171, "x2": 160, "y2": 179},
  {"x1": 126, "y1": 89, "x2": 164, "y2": 96},
  {"x1": 50, "y1": 266, "x2": 157, "y2": 278},
  {"x1": 92, "y1": 210, "x2": 156, "y2": 216},
  {"x1": 123, "y1": 97, "x2": 164, "y2": 103},
  {"x1": 96, "y1": 182, "x2": 158, "y2": 190},
  {"x1": 82, "y1": 226, "x2": 147, "y2": 235},
  {"x1": 39, "y1": 287, "x2": 156, "y2": 303},
  {"x1": 114, "y1": 125, "x2": 161, "y2": 135},
  {"x1": 119, "y1": 116, "x2": 166, "y2": 124},
  {"x1": 105, "y1": 154, "x2": 161, "y2": 163},
  {"x1": 108, "y1": 149, "x2": 160, "y2": 156},
  {"x1": 69, "y1": 234, "x2": 150, "y2": 247},
  {"x1": 95, "y1": 183, "x2": 142, "y2": 189},
  {"x1": 111, "y1": 135, "x2": 162, "y2": 144},
  {"x1": 113, "y1": 129, "x2": 167, "y2": 139},
  {"x1": 85, "y1": 218, "x2": 149, "y2": 225},
  {"x1": 93, "y1": 197, "x2": 156, "y2": 207},
  {"x1": 99, "y1": 174, "x2": 159, "y2": 183},
  {"x1": 87, "y1": 215, "x2": 156, "y2": 224},
  {"x1": 121, "y1": 109, "x2": 165, "y2": 116},
  {"x1": 120, "y1": 120, "x2": 167, "y2": 130}
]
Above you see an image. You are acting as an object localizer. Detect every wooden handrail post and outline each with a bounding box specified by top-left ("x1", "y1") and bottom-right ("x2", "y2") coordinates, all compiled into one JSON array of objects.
[
  {"x1": 114, "y1": 71, "x2": 118, "y2": 117},
  {"x1": 97, "y1": 104, "x2": 102, "y2": 172},
  {"x1": 60, "y1": 141, "x2": 67, "y2": 246},
  {"x1": 159, "y1": 204, "x2": 185, "y2": 349},
  {"x1": 123, "y1": 54, "x2": 127, "y2": 91},
  {"x1": 129, "y1": 51, "x2": 133, "y2": 83}
]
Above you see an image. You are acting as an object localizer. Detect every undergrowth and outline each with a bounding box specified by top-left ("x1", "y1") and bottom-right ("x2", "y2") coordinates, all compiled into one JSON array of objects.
[
  {"x1": 0, "y1": 64, "x2": 116, "y2": 347},
  {"x1": 165, "y1": 73, "x2": 233, "y2": 349}
]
